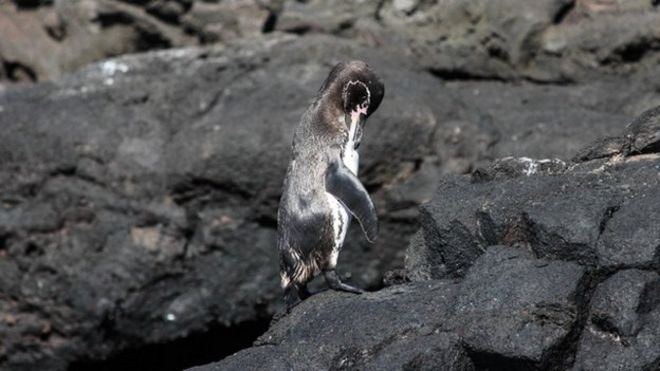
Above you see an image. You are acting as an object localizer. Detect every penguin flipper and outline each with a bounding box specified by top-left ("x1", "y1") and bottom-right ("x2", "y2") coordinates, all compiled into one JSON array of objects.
[{"x1": 326, "y1": 160, "x2": 378, "y2": 243}]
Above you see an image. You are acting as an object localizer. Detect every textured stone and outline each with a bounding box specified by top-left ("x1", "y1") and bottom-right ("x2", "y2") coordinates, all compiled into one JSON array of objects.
[
  {"x1": 455, "y1": 247, "x2": 586, "y2": 369},
  {"x1": 572, "y1": 270, "x2": 660, "y2": 371}
]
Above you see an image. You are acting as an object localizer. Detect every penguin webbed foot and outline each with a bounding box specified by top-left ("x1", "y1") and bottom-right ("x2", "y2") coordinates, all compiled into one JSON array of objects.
[{"x1": 323, "y1": 269, "x2": 364, "y2": 294}]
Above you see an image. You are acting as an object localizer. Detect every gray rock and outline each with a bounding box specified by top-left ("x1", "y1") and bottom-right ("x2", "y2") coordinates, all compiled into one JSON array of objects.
[
  {"x1": 572, "y1": 269, "x2": 660, "y2": 371},
  {"x1": 181, "y1": 0, "x2": 272, "y2": 43},
  {"x1": 191, "y1": 246, "x2": 587, "y2": 371},
  {"x1": 0, "y1": 0, "x2": 196, "y2": 84},
  {"x1": 189, "y1": 281, "x2": 472, "y2": 371},
  {"x1": 456, "y1": 246, "x2": 586, "y2": 369},
  {"x1": 409, "y1": 106, "x2": 660, "y2": 279},
  {"x1": 589, "y1": 269, "x2": 659, "y2": 337},
  {"x1": 385, "y1": 0, "x2": 660, "y2": 82},
  {"x1": 575, "y1": 105, "x2": 660, "y2": 161},
  {"x1": 1, "y1": 4, "x2": 660, "y2": 368},
  {"x1": 597, "y1": 191, "x2": 660, "y2": 269},
  {"x1": 378, "y1": 0, "x2": 575, "y2": 81},
  {"x1": 275, "y1": 0, "x2": 381, "y2": 36},
  {"x1": 0, "y1": 33, "x2": 478, "y2": 370},
  {"x1": 4, "y1": 0, "x2": 660, "y2": 87}
]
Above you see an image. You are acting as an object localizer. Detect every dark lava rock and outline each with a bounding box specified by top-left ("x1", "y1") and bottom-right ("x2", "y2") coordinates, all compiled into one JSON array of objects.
[
  {"x1": 4, "y1": 0, "x2": 660, "y2": 87},
  {"x1": 575, "y1": 105, "x2": 660, "y2": 161},
  {"x1": 190, "y1": 246, "x2": 587, "y2": 371},
  {"x1": 2, "y1": 30, "x2": 550, "y2": 370},
  {"x1": 275, "y1": 0, "x2": 660, "y2": 83},
  {"x1": 408, "y1": 106, "x2": 660, "y2": 279},
  {"x1": 190, "y1": 280, "x2": 470, "y2": 371},
  {"x1": 572, "y1": 269, "x2": 660, "y2": 371},
  {"x1": 0, "y1": 0, "x2": 276, "y2": 84},
  {"x1": 192, "y1": 106, "x2": 660, "y2": 371},
  {"x1": 0, "y1": 33, "x2": 447, "y2": 370},
  {"x1": 1, "y1": 4, "x2": 660, "y2": 367},
  {"x1": 455, "y1": 247, "x2": 586, "y2": 370}
]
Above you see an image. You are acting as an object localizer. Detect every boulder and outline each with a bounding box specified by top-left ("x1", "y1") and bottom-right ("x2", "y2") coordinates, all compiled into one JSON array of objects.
[
  {"x1": 572, "y1": 269, "x2": 660, "y2": 371},
  {"x1": 0, "y1": 33, "x2": 474, "y2": 370},
  {"x1": 190, "y1": 246, "x2": 587, "y2": 370},
  {"x1": 0, "y1": 0, "x2": 280, "y2": 85},
  {"x1": 4, "y1": 0, "x2": 660, "y2": 87},
  {"x1": 191, "y1": 105, "x2": 660, "y2": 371},
  {"x1": 455, "y1": 247, "x2": 586, "y2": 370},
  {"x1": 407, "y1": 105, "x2": 660, "y2": 279}
]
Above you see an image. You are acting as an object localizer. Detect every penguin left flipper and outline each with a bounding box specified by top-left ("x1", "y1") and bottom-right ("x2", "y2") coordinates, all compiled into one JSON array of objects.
[{"x1": 326, "y1": 159, "x2": 378, "y2": 243}]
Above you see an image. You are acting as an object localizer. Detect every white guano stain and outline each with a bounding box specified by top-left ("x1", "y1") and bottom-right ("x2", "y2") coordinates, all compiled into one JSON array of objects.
[
  {"x1": 508, "y1": 157, "x2": 566, "y2": 176},
  {"x1": 101, "y1": 60, "x2": 129, "y2": 86}
]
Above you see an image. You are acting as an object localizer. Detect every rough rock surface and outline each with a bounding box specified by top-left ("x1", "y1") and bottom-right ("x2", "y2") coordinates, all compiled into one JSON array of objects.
[
  {"x1": 0, "y1": 33, "x2": 440, "y2": 370},
  {"x1": 193, "y1": 107, "x2": 660, "y2": 371},
  {"x1": 3, "y1": 1, "x2": 660, "y2": 85},
  {"x1": 1, "y1": 1, "x2": 660, "y2": 370},
  {"x1": 274, "y1": 0, "x2": 660, "y2": 83},
  {"x1": 0, "y1": 0, "x2": 276, "y2": 84},
  {"x1": 572, "y1": 269, "x2": 660, "y2": 371},
  {"x1": 8, "y1": 31, "x2": 647, "y2": 370},
  {"x1": 191, "y1": 246, "x2": 589, "y2": 371},
  {"x1": 407, "y1": 106, "x2": 660, "y2": 279}
]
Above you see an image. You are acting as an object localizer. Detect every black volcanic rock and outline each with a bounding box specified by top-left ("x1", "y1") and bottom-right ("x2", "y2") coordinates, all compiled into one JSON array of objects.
[
  {"x1": 0, "y1": 33, "x2": 452, "y2": 370},
  {"x1": 4, "y1": 0, "x2": 660, "y2": 87},
  {"x1": 190, "y1": 280, "x2": 470, "y2": 371},
  {"x1": 1, "y1": 6, "x2": 660, "y2": 368},
  {"x1": 455, "y1": 247, "x2": 586, "y2": 369},
  {"x1": 407, "y1": 106, "x2": 660, "y2": 279},
  {"x1": 572, "y1": 269, "x2": 660, "y2": 371},
  {"x1": 189, "y1": 247, "x2": 588, "y2": 371},
  {"x1": 192, "y1": 106, "x2": 660, "y2": 371}
]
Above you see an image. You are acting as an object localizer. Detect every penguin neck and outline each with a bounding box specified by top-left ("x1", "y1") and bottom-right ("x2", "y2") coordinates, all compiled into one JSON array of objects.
[
  {"x1": 310, "y1": 96, "x2": 347, "y2": 140},
  {"x1": 340, "y1": 114, "x2": 360, "y2": 175}
]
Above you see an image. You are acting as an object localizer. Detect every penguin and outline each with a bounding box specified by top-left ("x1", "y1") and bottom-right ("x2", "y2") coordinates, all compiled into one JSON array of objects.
[{"x1": 277, "y1": 61, "x2": 385, "y2": 310}]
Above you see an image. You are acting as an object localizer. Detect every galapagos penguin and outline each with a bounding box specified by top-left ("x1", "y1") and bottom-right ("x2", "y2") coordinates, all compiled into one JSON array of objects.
[{"x1": 277, "y1": 61, "x2": 385, "y2": 310}]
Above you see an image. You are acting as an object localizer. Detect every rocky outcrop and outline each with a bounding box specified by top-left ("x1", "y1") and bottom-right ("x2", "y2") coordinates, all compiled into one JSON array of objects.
[
  {"x1": 1, "y1": 30, "x2": 659, "y2": 370},
  {"x1": 407, "y1": 106, "x2": 660, "y2": 279},
  {"x1": 191, "y1": 246, "x2": 589, "y2": 371},
  {"x1": 0, "y1": 33, "x2": 433, "y2": 370},
  {"x1": 275, "y1": 0, "x2": 660, "y2": 83},
  {"x1": 193, "y1": 107, "x2": 660, "y2": 370},
  {"x1": 1, "y1": 2, "x2": 660, "y2": 370},
  {"x1": 0, "y1": 0, "x2": 275, "y2": 84},
  {"x1": 3, "y1": 1, "x2": 660, "y2": 85}
]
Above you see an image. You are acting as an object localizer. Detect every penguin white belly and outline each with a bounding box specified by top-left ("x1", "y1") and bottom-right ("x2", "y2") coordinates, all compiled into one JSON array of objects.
[
  {"x1": 325, "y1": 133, "x2": 360, "y2": 268},
  {"x1": 326, "y1": 193, "x2": 350, "y2": 269}
]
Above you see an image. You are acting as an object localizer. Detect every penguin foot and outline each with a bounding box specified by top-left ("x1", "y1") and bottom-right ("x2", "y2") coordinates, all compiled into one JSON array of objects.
[{"x1": 323, "y1": 269, "x2": 364, "y2": 294}]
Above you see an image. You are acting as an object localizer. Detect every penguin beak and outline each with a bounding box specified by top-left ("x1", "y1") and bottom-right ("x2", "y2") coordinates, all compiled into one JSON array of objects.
[{"x1": 346, "y1": 111, "x2": 367, "y2": 129}]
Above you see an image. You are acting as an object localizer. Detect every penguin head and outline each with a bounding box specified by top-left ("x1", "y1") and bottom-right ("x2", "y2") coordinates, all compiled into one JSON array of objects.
[{"x1": 318, "y1": 61, "x2": 385, "y2": 119}]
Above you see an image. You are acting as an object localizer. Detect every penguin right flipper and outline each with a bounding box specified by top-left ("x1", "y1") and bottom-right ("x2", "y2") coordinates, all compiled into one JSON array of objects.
[{"x1": 325, "y1": 159, "x2": 378, "y2": 242}]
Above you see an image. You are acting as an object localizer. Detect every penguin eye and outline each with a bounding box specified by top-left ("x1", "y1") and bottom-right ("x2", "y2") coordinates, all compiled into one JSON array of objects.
[{"x1": 343, "y1": 80, "x2": 370, "y2": 113}]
